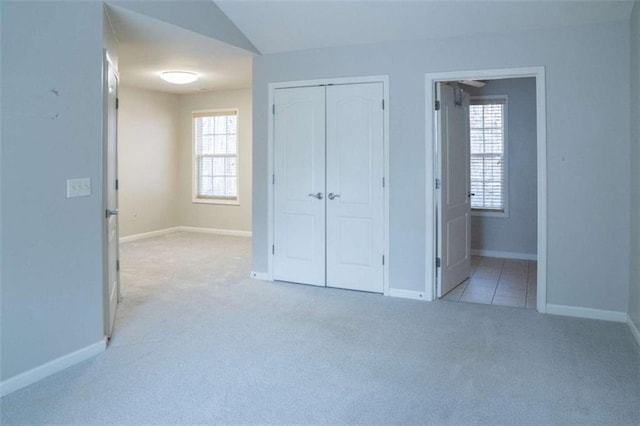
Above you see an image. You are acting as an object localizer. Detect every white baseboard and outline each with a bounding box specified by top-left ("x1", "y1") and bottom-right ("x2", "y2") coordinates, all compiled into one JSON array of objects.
[
  {"x1": 120, "y1": 226, "x2": 252, "y2": 243},
  {"x1": 120, "y1": 227, "x2": 181, "y2": 243},
  {"x1": 471, "y1": 249, "x2": 537, "y2": 261},
  {"x1": 178, "y1": 226, "x2": 252, "y2": 238},
  {"x1": 251, "y1": 271, "x2": 271, "y2": 281},
  {"x1": 389, "y1": 288, "x2": 429, "y2": 301},
  {"x1": 628, "y1": 315, "x2": 640, "y2": 348},
  {"x1": 546, "y1": 304, "x2": 627, "y2": 323},
  {"x1": 0, "y1": 339, "x2": 106, "y2": 397}
]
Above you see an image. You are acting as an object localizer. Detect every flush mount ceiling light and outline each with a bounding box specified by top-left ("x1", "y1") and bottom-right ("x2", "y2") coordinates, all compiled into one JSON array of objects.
[{"x1": 160, "y1": 71, "x2": 199, "y2": 85}]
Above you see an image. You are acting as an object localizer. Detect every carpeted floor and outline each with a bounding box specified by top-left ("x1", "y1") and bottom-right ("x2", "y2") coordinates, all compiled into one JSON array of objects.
[{"x1": 1, "y1": 231, "x2": 639, "y2": 425}]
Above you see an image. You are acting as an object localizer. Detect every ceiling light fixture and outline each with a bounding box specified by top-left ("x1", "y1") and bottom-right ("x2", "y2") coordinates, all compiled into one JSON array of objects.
[{"x1": 160, "y1": 71, "x2": 199, "y2": 85}]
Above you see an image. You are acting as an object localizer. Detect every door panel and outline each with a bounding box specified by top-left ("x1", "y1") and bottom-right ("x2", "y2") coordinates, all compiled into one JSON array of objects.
[
  {"x1": 438, "y1": 83, "x2": 471, "y2": 297},
  {"x1": 326, "y1": 83, "x2": 384, "y2": 293},
  {"x1": 273, "y1": 87, "x2": 326, "y2": 286},
  {"x1": 105, "y1": 54, "x2": 120, "y2": 338}
]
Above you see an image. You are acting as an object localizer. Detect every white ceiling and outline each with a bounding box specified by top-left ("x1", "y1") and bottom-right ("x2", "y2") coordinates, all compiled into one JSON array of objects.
[
  {"x1": 215, "y1": 0, "x2": 634, "y2": 54},
  {"x1": 106, "y1": 5, "x2": 254, "y2": 94},
  {"x1": 106, "y1": 1, "x2": 633, "y2": 94}
]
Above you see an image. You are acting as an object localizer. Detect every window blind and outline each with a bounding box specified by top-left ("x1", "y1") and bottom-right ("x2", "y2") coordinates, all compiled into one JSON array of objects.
[
  {"x1": 469, "y1": 99, "x2": 505, "y2": 211},
  {"x1": 193, "y1": 111, "x2": 238, "y2": 200}
]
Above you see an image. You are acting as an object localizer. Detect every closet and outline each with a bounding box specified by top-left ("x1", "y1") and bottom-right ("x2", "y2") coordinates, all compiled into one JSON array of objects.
[{"x1": 273, "y1": 82, "x2": 384, "y2": 293}]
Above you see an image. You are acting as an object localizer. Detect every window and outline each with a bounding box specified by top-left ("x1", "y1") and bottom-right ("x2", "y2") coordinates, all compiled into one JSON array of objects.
[
  {"x1": 469, "y1": 96, "x2": 507, "y2": 215},
  {"x1": 192, "y1": 110, "x2": 239, "y2": 204}
]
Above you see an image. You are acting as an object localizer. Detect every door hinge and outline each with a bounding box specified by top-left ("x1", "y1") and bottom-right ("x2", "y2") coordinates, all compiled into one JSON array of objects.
[
  {"x1": 116, "y1": 98, "x2": 119, "y2": 110},
  {"x1": 272, "y1": 245, "x2": 275, "y2": 255},
  {"x1": 382, "y1": 255, "x2": 385, "y2": 266},
  {"x1": 436, "y1": 257, "x2": 441, "y2": 268},
  {"x1": 382, "y1": 177, "x2": 385, "y2": 188},
  {"x1": 116, "y1": 259, "x2": 120, "y2": 271},
  {"x1": 435, "y1": 100, "x2": 440, "y2": 111},
  {"x1": 115, "y1": 179, "x2": 119, "y2": 190},
  {"x1": 435, "y1": 178, "x2": 441, "y2": 189},
  {"x1": 272, "y1": 104, "x2": 275, "y2": 115},
  {"x1": 382, "y1": 99, "x2": 385, "y2": 110},
  {"x1": 272, "y1": 174, "x2": 275, "y2": 185}
]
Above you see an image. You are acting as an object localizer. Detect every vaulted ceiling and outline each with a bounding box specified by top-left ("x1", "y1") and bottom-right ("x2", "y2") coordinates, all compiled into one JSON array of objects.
[
  {"x1": 215, "y1": 0, "x2": 634, "y2": 55},
  {"x1": 109, "y1": 1, "x2": 634, "y2": 94}
]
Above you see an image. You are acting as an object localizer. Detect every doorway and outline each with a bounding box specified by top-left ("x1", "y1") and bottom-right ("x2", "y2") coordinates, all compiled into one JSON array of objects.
[{"x1": 425, "y1": 68, "x2": 547, "y2": 312}]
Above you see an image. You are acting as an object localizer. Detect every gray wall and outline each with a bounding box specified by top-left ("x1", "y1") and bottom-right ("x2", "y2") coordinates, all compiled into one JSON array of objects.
[
  {"x1": 118, "y1": 86, "x2": 180, "y2": 237},
  {"x1": 467, "y1": 78, "x2": 537, "y2": 256},
  {"x1": 253, "y1": 22, "x2": 631, "y2": 312},
  {"x1": 629, "y1": 0, "x2": 640, "y2": 333},
  {"x1": 1, "y1": 2, "x2": 106, "y2": 380},
  {"x1": 177, "y1": 89, "x2": 253, "y2": 232}
]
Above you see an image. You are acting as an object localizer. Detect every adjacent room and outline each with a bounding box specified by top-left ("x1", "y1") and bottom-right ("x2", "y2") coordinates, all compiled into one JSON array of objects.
[
  {"x1": 103, "y1": 4, "x2": 255, "y2": 337},
  {"x1": 436, "y1": 77, "x2": 538, "y2": 309}
]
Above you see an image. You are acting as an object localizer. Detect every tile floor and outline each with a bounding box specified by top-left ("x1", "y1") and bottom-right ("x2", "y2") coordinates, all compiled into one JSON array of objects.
[{"x1": 442, "y1": 256, "x2": 537, "y2": 309}]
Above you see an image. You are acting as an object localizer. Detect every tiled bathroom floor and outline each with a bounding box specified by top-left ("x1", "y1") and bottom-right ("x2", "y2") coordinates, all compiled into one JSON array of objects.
[{"x1": 442, "y1": 256, "x2": 537, "y2": 309}]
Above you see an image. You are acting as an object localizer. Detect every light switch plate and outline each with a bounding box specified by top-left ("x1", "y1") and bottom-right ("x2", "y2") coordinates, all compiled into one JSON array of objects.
[{"x1": 67, "y1": 178, "x2": 91, "y2": 198}]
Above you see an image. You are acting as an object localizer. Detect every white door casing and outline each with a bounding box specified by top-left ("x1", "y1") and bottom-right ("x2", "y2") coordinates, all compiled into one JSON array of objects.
[
  {"x1": 437, "y1": 83, "x2": 471, "y2": 297},
  {"x1": 273, "y1": 86, "x2": 326, "y2": 286},
  {"x1": 326, "y1": 83, "x2": 384, "y2": 293},
  {"x1": 104, "y1": 53, "x2": 120, "y2": 337}
]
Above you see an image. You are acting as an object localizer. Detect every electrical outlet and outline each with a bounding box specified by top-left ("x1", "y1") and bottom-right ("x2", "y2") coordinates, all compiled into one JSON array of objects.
[{"x1": 67, "y1": 178, "x2": 91, "y2": 198}]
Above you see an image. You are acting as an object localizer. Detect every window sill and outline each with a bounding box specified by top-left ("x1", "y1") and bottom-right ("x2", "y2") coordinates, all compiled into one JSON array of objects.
[
  {"x1": 192, "y1": 198, "x2": 240, "y2": 206},
  {"x1": 472, "y1": 209, "x2": 508, "y2": 218}
]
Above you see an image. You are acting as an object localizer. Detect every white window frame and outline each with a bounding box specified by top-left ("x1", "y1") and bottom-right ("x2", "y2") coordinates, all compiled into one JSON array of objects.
[
  {"x1": 469, "y1": 95, "x2": 509, "y2": 218},
  {"x1": 191, "y1": 108, "x2": 240, "y2": 205}
]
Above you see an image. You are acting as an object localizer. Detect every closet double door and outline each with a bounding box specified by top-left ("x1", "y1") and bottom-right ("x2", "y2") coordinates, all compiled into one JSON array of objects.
[{"x1": 273, "y1": 83, "x2": 384, "y2": 293}]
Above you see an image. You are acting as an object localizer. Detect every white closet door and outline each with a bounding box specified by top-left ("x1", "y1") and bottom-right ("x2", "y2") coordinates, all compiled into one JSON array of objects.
[
  {"x1": 326, "y1": 83, "x2": 384, "y2": 293},
  {"x1": 273, "y1": 87, "x2": 326, "y2": 286},
  {"x1": 437, "y1": 83, "x2": 471, "y2": 297}
]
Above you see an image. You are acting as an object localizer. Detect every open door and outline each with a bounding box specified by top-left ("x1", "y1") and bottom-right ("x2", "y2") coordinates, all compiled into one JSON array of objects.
[
  {"x1": 436, "y1": 82, "x2": 471, "y2": 297},
  {"x1": 104, "y1": 51, "x2": 120, "y2": 338}
]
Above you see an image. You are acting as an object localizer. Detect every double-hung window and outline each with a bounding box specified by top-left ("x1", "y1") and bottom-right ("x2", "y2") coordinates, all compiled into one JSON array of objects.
[
  {"x1": 469, "y1": 96, "x2": 507, "y2": 216},
  {"x1": 192, "y1": 110, "x2": 239, "y2": 204}
]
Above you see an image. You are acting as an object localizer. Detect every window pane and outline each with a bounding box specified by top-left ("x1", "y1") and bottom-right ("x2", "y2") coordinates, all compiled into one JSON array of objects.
[
  {"x1": 193, "y1": 111, "x2": 239, "y2": 201},
  {"x1": 225, "y1": 157, "x2": 237, "y2": 177},
  {"x1": 225, "y1": 177, "x2": 238, "y2": 197},
  {"x1": 469, "y1": 99, "x2": 505, "y2": 211}
]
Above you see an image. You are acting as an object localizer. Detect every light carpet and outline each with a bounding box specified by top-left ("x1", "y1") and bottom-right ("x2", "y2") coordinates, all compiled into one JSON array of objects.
[{"x1": 1, "y1": 232, "x2": 639, "y2": 425}]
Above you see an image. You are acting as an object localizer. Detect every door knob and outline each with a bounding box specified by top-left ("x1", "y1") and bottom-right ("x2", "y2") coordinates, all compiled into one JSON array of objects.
[
  {"x1": 327, "y1": 193, "x2": 340, "y2": 200},
  {"x1": 308, "y1": 192, "x2": 323, "y2": 200},
  {"x1": 106, "y1": 209, "x2": 119, "y2": 218}
]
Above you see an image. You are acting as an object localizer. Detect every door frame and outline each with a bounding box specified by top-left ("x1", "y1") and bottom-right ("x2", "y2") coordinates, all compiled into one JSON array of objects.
[
  {"x1": 266, "y1": 75, "x2": 390, "y2": 295},
  {"x1": 102, "y1": 49, "x2": 120, "y2": 336},
  {"x1": 425, "y1": 67, "x2": 547, "y2": 312}
]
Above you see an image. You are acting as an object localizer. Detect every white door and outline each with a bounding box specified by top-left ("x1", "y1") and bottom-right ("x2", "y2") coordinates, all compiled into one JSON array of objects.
[
  {"x1": 326, "y1": 83, "x2": 384, "y2": 293},
  {"x1": 273, "y1": 86, "x2": 326, "y2": 286},
  {"x1": 105, "y1": 54, "x2": 120, "y2": 337},
  {"x1": 437, "y1": 83, "x2": 471, "y2": 297}
]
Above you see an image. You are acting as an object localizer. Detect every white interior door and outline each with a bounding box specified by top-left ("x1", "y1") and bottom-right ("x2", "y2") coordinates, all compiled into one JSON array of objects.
[
  {"x1": 437, "y1": 82, "x2": 471, "y2": 297},
  {"x1": 326, "y1": 83, "x2": 384, "y2": 293},
  {"x1": 105, "y1": 54, "x2": 120, "y2": 337},
  {"x1": 273, "y1": 86, "x2": 326, "y2": 286}
]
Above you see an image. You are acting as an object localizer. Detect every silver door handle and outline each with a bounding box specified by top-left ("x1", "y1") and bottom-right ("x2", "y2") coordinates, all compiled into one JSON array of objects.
[
  {"x1": 308, "y1": 192, "x2": 323, "y2": 200},
  {"x1": 328, "y1": 193, "x2": 340, "y2": 200},
  {"x1": 106, "y1": 209, "x2": 119, "y2": 218}
]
